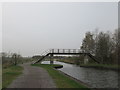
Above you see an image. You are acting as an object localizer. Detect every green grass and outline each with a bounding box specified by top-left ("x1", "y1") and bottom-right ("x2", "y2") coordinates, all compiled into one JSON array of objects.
[
  {"x1": 80, "y1": 63, "x2": 120, "y2": 69},
  {"x1": 2, "y1": 65, "x2": 23, "y2": 88},
  {"x1": 0, "y1": 64, "x2": 2, "y2": 89},
  {"x1": 32, "y1": 64, "x2": 90, "y2": 89},
  {"x1": 56, "y1": 59, "x2": 119, "y2": 70}
]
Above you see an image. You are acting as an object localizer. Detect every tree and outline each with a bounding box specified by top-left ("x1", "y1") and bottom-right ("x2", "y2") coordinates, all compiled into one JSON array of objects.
[
  {"x1": 80, "y1": 30, "x2": 118, "y2": 64},
  {"x1": 12, "y1": 53, "x2": 21, "y2": 65},
  {"x1": 81, "y1": 32, "x2": 95, "y2": 54},
  {"x1": 112, "y1": 29, "x2": 120, "y2": 64},
  {"x1": 95, "y1": 32, "x2": 113, "y2": 64},
  {"x1": 1, "y1": 52, "x2": 7, "y2": 64}
]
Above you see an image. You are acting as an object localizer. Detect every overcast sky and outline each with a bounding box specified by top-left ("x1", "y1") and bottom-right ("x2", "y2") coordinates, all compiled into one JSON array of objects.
[{"x1": 2, "y1": 2, "x2": 118, "y2": 57}]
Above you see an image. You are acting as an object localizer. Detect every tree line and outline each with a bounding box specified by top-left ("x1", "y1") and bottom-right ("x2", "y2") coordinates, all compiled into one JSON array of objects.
[
  {"x1": 1, "y1": 52, "x2": 33, "y2": 68},
  {"x1": 80, "y1": 29, "x2": 120, "y2": 65},
  {"x1": 1, "y1": 52, "x2": 23, "y2": 68}
]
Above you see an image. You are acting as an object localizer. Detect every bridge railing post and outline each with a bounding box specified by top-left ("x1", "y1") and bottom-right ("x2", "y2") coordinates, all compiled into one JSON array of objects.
[
  {"x1": 63, "y1": 49, "x2": 65, "y2": 53},
  {"x1": 52, "y1": 49, "x2": 54, "y2": 53},
  {"x1": 78, "y1": 49, "x2": 80, "y2": 53},
  {"x1": 77, "y1": 49, "x2": 78, "y2": 53},
  {"x1": 80, "y1": 49, "x2": 81, "y2": 53},
  {"x1": 49, "y1": 49, "x2": 51, "y2": 53},
  {"x1": 73, "y1": 49, "x2": 75, "y2": 53},
  {"x1": 69, "y1": 49, "x2": 70, "y2": 53},
  {"x1": 59, "y1": 49, "x2": 61, "y2": 53},
  {"x1": 58, "y1": 49, "x2": 59, "y2": 53}
]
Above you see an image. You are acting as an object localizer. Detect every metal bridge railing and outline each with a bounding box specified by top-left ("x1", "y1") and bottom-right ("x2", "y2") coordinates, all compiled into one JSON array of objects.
[
  {"x1": 38, "y1": 49, "x2": 90, "y2": 57},
  {"x1": 34, "y1": 49, "x2": 99, "y2": 64},
  {"x1": 49, "y1": 49, "x2": 87, "y2": 54}
]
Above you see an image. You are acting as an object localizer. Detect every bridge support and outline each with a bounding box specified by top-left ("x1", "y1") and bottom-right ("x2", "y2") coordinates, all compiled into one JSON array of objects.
[
  {"x1": 50, "y1": 54, "x2": 54, "y2": 64},
  {"x1": 84, "y1": 54, "x2": 89, "y2": 64}
]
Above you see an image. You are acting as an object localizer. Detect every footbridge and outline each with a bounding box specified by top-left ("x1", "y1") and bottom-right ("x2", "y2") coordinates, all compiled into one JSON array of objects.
[{"x1": 33, "y1": 49, "x2": 100, "y2": 64}]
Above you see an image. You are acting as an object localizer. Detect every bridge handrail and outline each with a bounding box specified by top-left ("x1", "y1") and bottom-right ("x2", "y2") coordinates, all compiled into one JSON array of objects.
[
  {"x1": 34, "y1": 49, "x2": 99, "y2": 64},
  {"x1": 49, "y1": 49, "x2": 89, "y2": 53},
  {"x1": 39, "y1": 49, "x2": 91, "y2": 57}
]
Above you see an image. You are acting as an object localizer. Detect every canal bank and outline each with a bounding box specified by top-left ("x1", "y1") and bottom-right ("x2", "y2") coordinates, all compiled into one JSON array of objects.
[
  {"x1": 52, "y1": 64, "x2": 92, "y2": 88},
  {"x1": 54, "y1": 68, "x2": 92, "y2": 88},
  {"x1": 42, "y1": 61, "x2": 119, "y2": 88},
  {"x1": 80, "y1": 64, "x2": 120, "y2": 71},
  {"x1": 32, "y1": 64, "x2": 90, "y2": 89},
  {"x1": 56, "y1": 60, "x2": 119, "y2": 71}
]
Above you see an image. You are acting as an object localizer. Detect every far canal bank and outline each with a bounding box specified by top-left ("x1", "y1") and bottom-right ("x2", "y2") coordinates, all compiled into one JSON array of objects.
[{"x1": 56, "y1": 60, "x2": 119, "y2": 71}]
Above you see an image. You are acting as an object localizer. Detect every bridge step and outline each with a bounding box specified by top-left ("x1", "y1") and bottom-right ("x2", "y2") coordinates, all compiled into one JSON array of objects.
[{"x1": 34, "y1": 54, "x2": 49, "y2": 64}]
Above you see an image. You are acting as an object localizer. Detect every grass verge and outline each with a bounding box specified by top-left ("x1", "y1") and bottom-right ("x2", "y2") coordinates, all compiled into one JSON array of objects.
[
  {"x1": 56, "y1": 59, "x2": 119, "y2": 70},
  {"x1": 2, "y1": 65, "x2": 23, "y2": 88},
  {"x1": 32, "y1": 64, "x2": 90, "y2": 89},
  {"x1": 80, "y1": 63, "x2": 120, "y2": 70}
]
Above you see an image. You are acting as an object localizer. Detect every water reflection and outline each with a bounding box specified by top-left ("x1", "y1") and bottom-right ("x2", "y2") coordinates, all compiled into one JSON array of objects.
[{"x1": 41, "y1": 61, "x2": 118, "y2": 88}]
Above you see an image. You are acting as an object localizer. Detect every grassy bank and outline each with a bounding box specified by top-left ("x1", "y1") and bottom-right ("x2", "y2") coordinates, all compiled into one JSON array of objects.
[
  {"x1": 0, "y1": 64, "x2": 2, "y2": 89},
  {"x1": 80, "y1": 63, "x2": 120, "y2": 70},
  {"x1": 32, "y1": 64, "x2": 90, "y2": 89},
  {"x1": 2, "y1": 65, "x2": 23, "y2": 88},
  {"x1": 56, "y1": 59, "x2": 119, "y2": 70}
]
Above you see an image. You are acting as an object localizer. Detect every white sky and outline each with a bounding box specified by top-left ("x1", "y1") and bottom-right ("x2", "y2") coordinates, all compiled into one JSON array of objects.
[
  {"x1": 0, "y1": 3, "x2": 2, "y2": 55},
  {"x1": 1, "y1": 2, "x2": 118, "y2": 57}
]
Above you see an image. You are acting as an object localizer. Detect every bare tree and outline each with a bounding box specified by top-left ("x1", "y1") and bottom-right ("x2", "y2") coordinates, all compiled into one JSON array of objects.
[{"x1": 12, "y1": 53, "x2": 21, "y2": 65}]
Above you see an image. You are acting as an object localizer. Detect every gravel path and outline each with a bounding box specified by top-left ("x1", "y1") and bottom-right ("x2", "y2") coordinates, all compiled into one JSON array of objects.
[{"x1": 8, "y1": 63, "x2": 56, "y2": 88}]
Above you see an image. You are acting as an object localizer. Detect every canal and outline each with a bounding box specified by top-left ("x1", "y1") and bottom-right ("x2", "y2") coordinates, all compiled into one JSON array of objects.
[{"x1": 41, "y1": 61, "x2": 119, "y2": 88}]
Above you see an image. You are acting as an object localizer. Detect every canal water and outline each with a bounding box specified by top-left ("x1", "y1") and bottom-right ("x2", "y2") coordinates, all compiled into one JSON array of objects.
[{"x1": 41, "y1": 61, "x2": 119, "y2": 88}]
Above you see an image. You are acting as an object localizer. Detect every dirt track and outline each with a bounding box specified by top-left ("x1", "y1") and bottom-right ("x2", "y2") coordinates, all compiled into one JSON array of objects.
[{"x1": 8, "y1": 63, "x2": 56, "y2": 88}]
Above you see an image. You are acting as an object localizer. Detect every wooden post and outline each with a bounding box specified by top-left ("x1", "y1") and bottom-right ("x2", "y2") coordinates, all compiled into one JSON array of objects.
[
  {"x1": 14, "y1": 54, "x2": 17, "y2": 65},
  {"x1": 12, "y1": 53, "x2": 17, "y2": 65}
]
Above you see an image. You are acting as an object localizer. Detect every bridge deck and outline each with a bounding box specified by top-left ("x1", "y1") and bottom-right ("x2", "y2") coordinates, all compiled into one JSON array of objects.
[{"x1": 34, "y1": 49, "x2": 99, "y2": 64}]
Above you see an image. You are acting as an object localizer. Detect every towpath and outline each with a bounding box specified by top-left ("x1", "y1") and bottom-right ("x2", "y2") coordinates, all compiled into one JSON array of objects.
[{"x1": 8, "y1": 63, "x2": 56, "y2": 88}]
